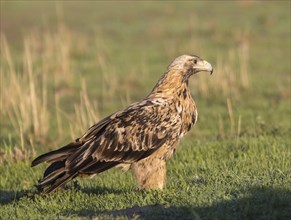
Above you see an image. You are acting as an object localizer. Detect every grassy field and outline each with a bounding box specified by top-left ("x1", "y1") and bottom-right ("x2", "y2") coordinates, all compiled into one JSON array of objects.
[{"x1": 0, "y1": 1, "x2": 290, "y2": 219}]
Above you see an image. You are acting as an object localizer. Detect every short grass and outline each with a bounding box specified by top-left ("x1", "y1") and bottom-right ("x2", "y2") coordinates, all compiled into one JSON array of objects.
[{"x1": 0, "y1": 1, "x2": 290, "y2": 220}]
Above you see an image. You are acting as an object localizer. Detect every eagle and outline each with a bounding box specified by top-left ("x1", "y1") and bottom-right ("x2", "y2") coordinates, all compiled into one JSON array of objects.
[{"x1": 31, "y1": 55, "x2": 213, "y2": 194}]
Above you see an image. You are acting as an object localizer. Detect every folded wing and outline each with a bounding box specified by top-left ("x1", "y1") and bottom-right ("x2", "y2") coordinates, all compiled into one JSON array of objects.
[{"x1": 32, "y1": 99, "x2": 181, "y2": 193}]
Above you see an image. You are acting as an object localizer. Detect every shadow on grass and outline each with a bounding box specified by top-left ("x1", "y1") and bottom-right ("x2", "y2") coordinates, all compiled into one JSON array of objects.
[
  {"x1": 1, "y1": 186, "x2": 290, "y2": 219},
  {"x1": 0, "y1": 189, "x2": 32, "y2": 205},
  {"x1": 68, "y1": 204, "x2": 196, "y2": 220},
  {"x1": 64, "y1": 186, "x2": 291, "y2": 220},
  {"x1": 194, "y1": 186, "x2": 291, "y2": 220},
  {"x1": 0, "y1": 184, "x2": 125, "y2": 206}
]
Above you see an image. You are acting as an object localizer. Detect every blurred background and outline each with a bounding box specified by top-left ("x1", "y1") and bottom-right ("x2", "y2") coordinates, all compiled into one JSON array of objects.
[{"x1": 0, "y1": 1, "x2": 290, "y2": 164}]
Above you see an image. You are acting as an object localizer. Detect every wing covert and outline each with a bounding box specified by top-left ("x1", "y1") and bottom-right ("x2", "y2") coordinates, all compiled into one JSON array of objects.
[{"x1": 76, "y1": 99, "x2": 181, "y2": 164}]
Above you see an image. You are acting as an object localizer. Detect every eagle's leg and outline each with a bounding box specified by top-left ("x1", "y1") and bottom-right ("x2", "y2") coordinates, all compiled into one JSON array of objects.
[{"x1": 132, "y1": 156, "x2": 166, "y2": 190}]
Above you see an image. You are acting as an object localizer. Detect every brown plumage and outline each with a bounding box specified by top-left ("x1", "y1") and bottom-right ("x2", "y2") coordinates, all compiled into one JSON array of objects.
[{"x1": 31, "y1": 55, "x2": 213, "y2": 194}]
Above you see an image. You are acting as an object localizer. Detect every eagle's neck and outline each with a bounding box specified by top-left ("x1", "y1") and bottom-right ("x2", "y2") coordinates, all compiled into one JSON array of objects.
[{"x1": 147, "y1": 69, "x2": 190, "y2": 100}]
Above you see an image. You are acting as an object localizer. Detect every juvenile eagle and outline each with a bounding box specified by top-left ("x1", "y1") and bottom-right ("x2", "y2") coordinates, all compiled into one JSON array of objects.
[{"x1": 32, "y1": 55, "x2": 213, "y2": 194}]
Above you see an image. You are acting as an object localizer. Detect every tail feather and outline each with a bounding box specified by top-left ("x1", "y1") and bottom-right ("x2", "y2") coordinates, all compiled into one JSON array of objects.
[
  {"x1": 40, "y1": 167, "x2": 65, "y2": 186},
  {"x1": 42, "y1": 173, "x2": 78, "y2": 194},
  {"x1": 31, "y1": 142, "x2": 81, "y2": 167},
  {"x1": 38, "y1": 161, "x2": 118, "y2": 194},
  {"x1": 32, "y1": 141, "x2": 120, "y2": 194},
  {"x1": 43, "y1": 161, "x2": 65, "y2": 177}
]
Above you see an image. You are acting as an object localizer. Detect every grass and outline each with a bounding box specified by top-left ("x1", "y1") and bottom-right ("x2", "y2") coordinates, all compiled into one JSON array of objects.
[{"x1": 0, "y1": 1, "x2": 290, "y2": 219}]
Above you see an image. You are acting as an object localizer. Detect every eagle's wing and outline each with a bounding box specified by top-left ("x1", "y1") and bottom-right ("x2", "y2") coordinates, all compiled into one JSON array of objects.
[
  {"x1": 66, "y1": 99, "x2": 181, "y2": 174},
  {"x1": 34, "y1": 99, "x2": 181, "y2": 193}
]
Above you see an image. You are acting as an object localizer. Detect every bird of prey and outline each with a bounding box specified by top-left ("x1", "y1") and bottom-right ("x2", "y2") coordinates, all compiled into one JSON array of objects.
[{"x1": 31, "y1": 55, "x2": 213, "y2": 194}]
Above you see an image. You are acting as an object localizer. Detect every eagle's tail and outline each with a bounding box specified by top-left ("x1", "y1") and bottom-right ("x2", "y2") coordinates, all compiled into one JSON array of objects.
[
  {"x1": 31, "y1": 142, "x2": 120, "y2": 194},
  {"x1": 31, "y1": 142, "x2": 81, "y2": 167},
  {"x1": 31, "y1": 142, "x2": 82, "y2": 194},
  {"x1": 37, "y1": 164, "x2": 78, "y2": 194}
]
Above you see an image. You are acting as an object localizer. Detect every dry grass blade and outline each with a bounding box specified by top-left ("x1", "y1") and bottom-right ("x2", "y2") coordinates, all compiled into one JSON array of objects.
[
  {"x1": 239, "y1": 42, "x2": 250, "y2": 89},
  {"x1": 70, "y1": 80, "x2": 100, "y2": 139},
  {"x1": 227, "y1": 98, "x2": 234, "y2": 136}
]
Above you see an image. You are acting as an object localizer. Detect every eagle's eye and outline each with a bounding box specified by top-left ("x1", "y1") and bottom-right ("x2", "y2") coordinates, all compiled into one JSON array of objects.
[{"x1": 193, "y1": 59, "x2": 197, "y2": 64}]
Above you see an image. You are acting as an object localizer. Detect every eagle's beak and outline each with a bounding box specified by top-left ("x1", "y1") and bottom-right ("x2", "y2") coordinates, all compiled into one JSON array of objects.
[{"x1": 197, "y1": 60, "x2": 213, "y2": 75}]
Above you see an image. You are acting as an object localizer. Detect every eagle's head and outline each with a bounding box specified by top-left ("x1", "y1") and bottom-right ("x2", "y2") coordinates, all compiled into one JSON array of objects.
[
  {"x1": 167, "y1": 54, "x2": 213, "y2": 76},
  {"x1": 149, "y1": 54, "x2": 213, "y2": 97}
]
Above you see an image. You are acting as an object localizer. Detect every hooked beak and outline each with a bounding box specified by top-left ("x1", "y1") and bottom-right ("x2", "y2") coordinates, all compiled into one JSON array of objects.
[{"x1": 197, "y1": 60, "x2": 213, "y2": 75}]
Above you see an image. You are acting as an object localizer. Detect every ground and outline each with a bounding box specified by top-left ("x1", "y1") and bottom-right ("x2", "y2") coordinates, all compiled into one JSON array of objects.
[{"x1": 0, "y1": 1, "x2": 290, "y2": 219}]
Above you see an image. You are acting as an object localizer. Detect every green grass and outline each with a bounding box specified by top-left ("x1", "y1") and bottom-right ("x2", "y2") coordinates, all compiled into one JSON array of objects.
[
  {"x1": 1, "y1": 136, "x2": 290, "y2": 219},
  {"x1": 0, "y1": 1, "x2": 290, "y2": 219}
]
